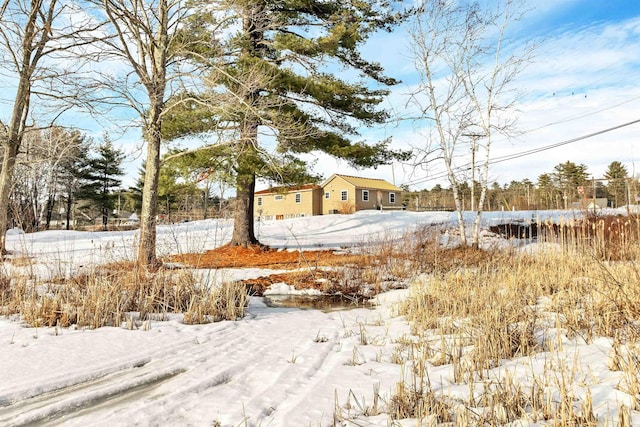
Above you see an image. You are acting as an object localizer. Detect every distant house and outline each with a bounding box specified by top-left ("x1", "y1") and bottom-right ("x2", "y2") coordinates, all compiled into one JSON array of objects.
[
  {"x1": 254, "y1": 174, "x2": 403, "y2": 220},
  {"x1": 255, "y1": 184, "x2": 323, "y2": 221},
  {"x1": 571, "y1": 198, "x2": 609, "y2": 210}
]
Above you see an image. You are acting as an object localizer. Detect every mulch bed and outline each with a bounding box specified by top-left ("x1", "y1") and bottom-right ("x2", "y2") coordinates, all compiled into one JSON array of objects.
[
  {"x1": 166, "y1": 244, "x2": 364, "y2": 269},
  {"x1": 166, "y1": 245, "x2": 378, "y2": 297}
]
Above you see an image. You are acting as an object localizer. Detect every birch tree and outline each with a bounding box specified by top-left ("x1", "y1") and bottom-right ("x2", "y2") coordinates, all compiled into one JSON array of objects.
[
  {"x1": 11, "y1": 127, "x2": 87, "y2": 230},
  {"x1": 0, "y1": 0, "x2": 99, "y2": 254},
  {"x1": 410, "y1": 0, "x2": 532, "y2": 247}
]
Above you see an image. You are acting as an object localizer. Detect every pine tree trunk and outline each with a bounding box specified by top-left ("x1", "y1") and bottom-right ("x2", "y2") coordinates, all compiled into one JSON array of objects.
[
  {"x1": 230, "y1": 121, "x2": 259, "y2": 247},
  {"x1": 230, "y1": 169, "x2": 258, "y2": 247},
  {"x1": 228, "y1": 2, "x2": 264, "y2": 248}
]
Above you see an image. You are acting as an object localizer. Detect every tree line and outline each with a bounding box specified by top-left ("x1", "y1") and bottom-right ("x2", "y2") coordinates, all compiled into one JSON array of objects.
[
  {"x1": 6, "y1": 128, "x2": 128, "y2": 232},
  {"x1": 405, "y1": 160, "x2": 638, "y2": 212},
  {"x1": 5, "y1": 127, "x2": 238, "y2": 232}
]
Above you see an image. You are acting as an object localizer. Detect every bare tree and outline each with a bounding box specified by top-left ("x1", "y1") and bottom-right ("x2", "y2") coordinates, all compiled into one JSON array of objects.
[
  {"x1": 93, "y1": 0, "x2": 200, "y2": 267},
  {"x1": 0, "y1": 0, "x2": 99, "y2": 254},
  {"x1": 10, "y1": 127, "x2": 86, "y2": 231},
  {"x1": 410, "y1": 0, "x2": 533, "y2": 247}
]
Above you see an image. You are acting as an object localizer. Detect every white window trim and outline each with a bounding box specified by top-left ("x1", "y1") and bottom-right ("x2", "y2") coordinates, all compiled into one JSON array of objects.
[
  {"x1": 274, "y1": 194, "x2": 284, "y2": 201},
  {"x1": 257, "y1": 197, "x2": 263, "y2": 206},
  {"x1": 324, "y1": 192, "x2": 330, "y2": 199},
  {"x1": 362, "y1": 190, "x2": 369, "y2": 202},
  {"x1": 295, "y1": 193, "x2": 301, "y2": 203},
  {"x1": 389, "y1": 192, "x2": 396, "y2": 203},
  {"x1": 341, "y1": 190, "x2": 348, "y2": 201}
]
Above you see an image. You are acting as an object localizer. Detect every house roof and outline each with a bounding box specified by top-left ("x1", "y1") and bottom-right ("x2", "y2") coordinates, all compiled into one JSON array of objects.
[
  {"x1": 322, "y1": 174, "x2": 402, "y2": 192},
  {"x1": 254, "y1": 184, "x2": 321, "y2": 196}
]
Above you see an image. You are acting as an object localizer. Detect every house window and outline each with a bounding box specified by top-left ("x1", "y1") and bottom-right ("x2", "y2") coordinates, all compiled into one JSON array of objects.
[
  {"x1": 341, "y1": 190, "x2": 348, "y2": 201},
  {"x1": 295, "y1": 193, "x2": 301, "y2": 203},
  {"x1": 389, "y1": 192, "x2": 396, "y2": 203},
  {"x1": 274, "y1": 195, "x2": 283, "y2": 201},
  {"x1": 362, "y1": 190, "x2": 369, "y2": 202},
  {"x1": 257, "y1": 197, "x2": 263, "y2": 206},
  {"x1": 324, "y1": 192, "x2": 330, "y2": 199}
]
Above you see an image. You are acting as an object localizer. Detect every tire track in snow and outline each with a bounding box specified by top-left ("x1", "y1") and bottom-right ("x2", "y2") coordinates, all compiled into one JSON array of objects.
[
  {"x1": 0, "y1": 326, "x2": 248, "y2": 426},
  {"x1": 2, "y1": 305, "x2": 388, "y2": 426},
  {"x1": 0, "y1": 361, "x2": 185, "y2": 426}
]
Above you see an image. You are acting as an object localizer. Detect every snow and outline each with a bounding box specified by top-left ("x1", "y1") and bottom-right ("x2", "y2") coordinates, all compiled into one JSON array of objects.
[{"x1": 1, "y1": 209, "x2": 638, "y2": 426}]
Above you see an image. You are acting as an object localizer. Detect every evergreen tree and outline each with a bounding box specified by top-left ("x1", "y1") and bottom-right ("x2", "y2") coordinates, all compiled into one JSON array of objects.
[
  {"x1": 167, "y1": 0, "x2": 411, "y2": 247},
  {"x1": 163, "y1": 146, "x2": 236, "y2": 218},
  {"x1": 537, "y1": 173, "x2": 558, "y2": 210},
  {"x1": 79, "y1": 136, "x2": 125, "y2": 231},
  {"x1": 552, "y1": 161, "x2": 589, "y2": 209},
  {"x1": 57, "y1": 132, "x2": 92, "y2": 230},
  {"x1": 604, "y1": 161, "x2": 629, "y2": 208}
]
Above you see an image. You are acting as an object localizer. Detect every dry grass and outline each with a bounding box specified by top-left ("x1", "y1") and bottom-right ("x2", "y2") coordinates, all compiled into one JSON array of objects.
[
  {"x1": 1, "y1": 263, "x2": 247, "y2": 328},
  {"x1": 388, "y1": 216, "x2": 640, "y2": 425},
  {"x1": 4, "y1": 214, "x2": 640, "y2": 424},
  {"x1": 538, "y1": 214, "x2": 640, "y2": 261}
]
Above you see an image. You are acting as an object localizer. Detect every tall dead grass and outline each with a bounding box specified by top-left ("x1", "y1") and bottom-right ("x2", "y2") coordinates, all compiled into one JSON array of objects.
[
  {"x1": 388, "y1": 215, "x2": 640, "y2": 425},
  {"x1": 1, "y1": 265, "x2": 247, "y2": 328}
]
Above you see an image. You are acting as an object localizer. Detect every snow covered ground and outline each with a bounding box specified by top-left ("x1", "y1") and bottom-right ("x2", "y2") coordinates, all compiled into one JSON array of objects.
[{"x1": 0, "y1": 209, "x2": 638, "y2": 426}]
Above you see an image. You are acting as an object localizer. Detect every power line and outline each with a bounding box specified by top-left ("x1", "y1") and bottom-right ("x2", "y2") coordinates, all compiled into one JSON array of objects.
[
  {"x1": 518, "y1": 95, "x2": 640, "y2": 136},
  {"x1": 491, "y1": 118, "x2": 640, "y2": 164},
  {"x1": 405, "y1": 118, "x2": 640, "y2": 187}
]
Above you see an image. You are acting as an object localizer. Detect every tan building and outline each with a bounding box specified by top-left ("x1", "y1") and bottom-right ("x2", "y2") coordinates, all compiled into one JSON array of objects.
[
  {"x1": 255, "y1": 184, "x2": 323, "y2": 220},
  {"x1": 254, "y1": 174, "x2": 403, "y2": 219}
]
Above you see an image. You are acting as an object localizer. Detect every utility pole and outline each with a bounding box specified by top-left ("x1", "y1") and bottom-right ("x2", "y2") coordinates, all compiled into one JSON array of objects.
[
  {"x1": 592, "y1": 176, "x2": 596, "y2": 216},
  {"x1": 627, "y1": 178, "x2": 631, "y2": 215},
  {"x1": 463, "y1": 133, "x2": 483, "y2": 212}
]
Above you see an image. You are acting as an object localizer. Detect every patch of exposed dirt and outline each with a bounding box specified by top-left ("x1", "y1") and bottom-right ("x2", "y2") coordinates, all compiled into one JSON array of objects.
[
  {"x1": 167, "y1": 245, "x2": 367, "y2": 270},
  {"x1": 241, "y1": 270, "x2": 352, "y2": 296},
  {"x1": 166, "y1": 245, "x2": 384, "y2": 298}
]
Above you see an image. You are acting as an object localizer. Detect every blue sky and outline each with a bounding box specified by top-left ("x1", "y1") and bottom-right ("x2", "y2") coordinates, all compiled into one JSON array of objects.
[
  {"x1": 310, "y1": 0, "x2": 640, "y2": 191},
  {"x1": 2, "y1": 0, "x2": 639, "y2": 193},
  {"x1": 537, "y1": 0, "x2": 640, "y2": 29}
]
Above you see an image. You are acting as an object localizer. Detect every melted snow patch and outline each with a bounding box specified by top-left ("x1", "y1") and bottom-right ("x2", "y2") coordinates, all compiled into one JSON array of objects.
[{"x1": 264, "y1": 282, "x2": 322, "y2": 296}]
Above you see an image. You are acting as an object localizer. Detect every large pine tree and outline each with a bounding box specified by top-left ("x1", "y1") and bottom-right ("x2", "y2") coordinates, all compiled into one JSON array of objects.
[{"x1": 168, "y1": 0, "x2": 410, "y2": 247}]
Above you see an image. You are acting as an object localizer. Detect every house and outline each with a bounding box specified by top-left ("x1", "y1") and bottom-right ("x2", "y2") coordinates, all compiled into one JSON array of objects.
[
  {"x1": 255, "y1": 184, "x2": 323, "y2": 221},
  {"x1": 571, "y1": 198, "x2": 609, "y2": 210},
  {"x1": 254, "y1": 174, "x2": 403, "y2": 220}
]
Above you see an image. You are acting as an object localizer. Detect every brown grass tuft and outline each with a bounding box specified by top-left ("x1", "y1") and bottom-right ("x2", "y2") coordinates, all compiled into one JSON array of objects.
[{"x1": 3, "y1": 264, "x2": 246, "y2": 329}]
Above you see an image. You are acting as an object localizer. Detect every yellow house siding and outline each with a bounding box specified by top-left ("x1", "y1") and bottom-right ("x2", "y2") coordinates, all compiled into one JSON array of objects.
[
  {"x1": 322, "y1": 176, "x2": 356, "y2": 214},
  {"x1": 355, "y1": 188, "x2": 377, "y2": 211},
  {"x1": 255, "y1": 187, "x2": 321, "y2": 219}
]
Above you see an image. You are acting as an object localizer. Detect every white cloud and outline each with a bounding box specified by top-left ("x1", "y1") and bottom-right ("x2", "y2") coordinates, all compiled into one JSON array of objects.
[{"x1": 372, "y1": 12, "x2": 640, "y2": 190}]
